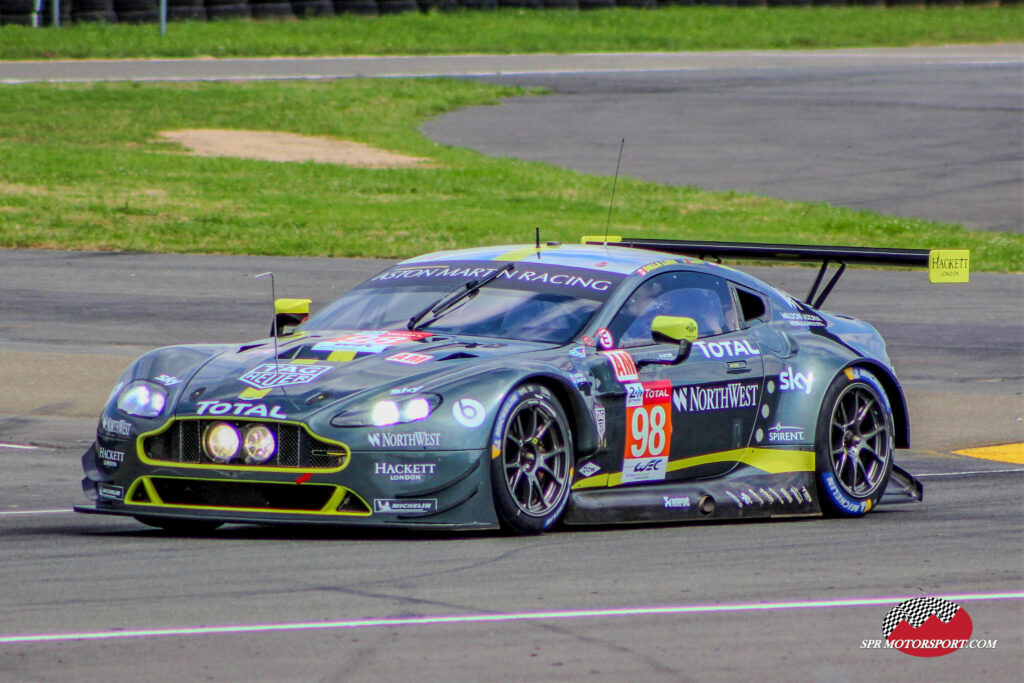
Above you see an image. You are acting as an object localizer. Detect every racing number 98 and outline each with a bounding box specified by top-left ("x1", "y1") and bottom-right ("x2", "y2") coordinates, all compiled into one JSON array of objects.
[{"x1": 629, "y1": 404, "x2": 668, "y2": 458}]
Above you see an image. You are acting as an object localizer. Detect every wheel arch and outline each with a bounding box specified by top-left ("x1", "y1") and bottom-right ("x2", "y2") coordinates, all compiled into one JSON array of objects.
[
  {"x1": 838, "y1": 361, "x2": 910, "y2": 449},
  {"x1": 512, "y1": 372, "x2": 596, "y2": 461}
]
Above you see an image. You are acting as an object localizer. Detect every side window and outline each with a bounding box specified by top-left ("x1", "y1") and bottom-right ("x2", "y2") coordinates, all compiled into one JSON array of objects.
[
  {"x1": 608, "y1": 271, "x2": 739, "y2": 348},
  {"x1": 733, "y1": 287, "x2": 768, "y2": 326}
]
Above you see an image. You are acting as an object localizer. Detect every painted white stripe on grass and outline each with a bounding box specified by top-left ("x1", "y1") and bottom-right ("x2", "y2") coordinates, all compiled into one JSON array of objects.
[{"x1": 1, "y1": 592, "x2": 1020, "y2": 645}]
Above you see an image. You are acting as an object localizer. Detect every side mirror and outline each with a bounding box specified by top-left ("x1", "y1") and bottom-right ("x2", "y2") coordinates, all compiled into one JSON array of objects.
[
  {"x1": 273, "y1": 298, "x2": 311, "y2": 336},
  {"x1": 650, "y1": 315, "x2": 698, "y2": 365},
  {"x1": 651, "y1": 315, "x2": 698, "y2": 343}
]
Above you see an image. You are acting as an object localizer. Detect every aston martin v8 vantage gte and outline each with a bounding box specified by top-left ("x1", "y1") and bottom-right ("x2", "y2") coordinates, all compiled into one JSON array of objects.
[{"x1": 76, "y1": 238, "x2": 961, "y2": 534}]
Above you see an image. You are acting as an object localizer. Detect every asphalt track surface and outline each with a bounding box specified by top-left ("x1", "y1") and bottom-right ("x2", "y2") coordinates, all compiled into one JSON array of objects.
[{"x1": 1, "y1": 49, "x2": 1023, "y2": 679}]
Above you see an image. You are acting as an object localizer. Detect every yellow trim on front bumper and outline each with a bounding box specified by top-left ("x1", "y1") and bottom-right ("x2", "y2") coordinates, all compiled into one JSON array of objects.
[{"x1": 125, "y1": 475, "x2": 372, "y2": 517}]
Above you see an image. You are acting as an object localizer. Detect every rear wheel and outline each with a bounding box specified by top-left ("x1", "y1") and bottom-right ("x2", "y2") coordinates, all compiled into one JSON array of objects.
[
  {"x1": 135, "y1": 516, "x2": 223, "y2": 534},
  {"x1": 490, "y1": 384, "x2": 573, "y2": 534},
  {"x1": 815, "y1": 368, "x2": 894, "y2": 517}
]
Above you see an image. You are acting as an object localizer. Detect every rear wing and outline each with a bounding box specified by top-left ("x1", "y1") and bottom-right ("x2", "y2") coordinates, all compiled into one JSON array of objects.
[{"x1": 581, "y1": 236, "x2": 969, "y2": 308}]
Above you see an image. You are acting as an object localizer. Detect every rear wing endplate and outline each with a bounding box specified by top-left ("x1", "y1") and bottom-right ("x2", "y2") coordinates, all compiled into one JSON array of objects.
[{"x1": 581, "y1": 236, "x2": 970, "y2": 308}]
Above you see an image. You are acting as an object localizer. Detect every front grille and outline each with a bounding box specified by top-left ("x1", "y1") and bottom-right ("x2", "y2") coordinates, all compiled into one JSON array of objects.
[
  {"x1": 144, "y1": 420, "x2": 346, "y2": 470},
  {"x1": 150, "y1": 478, "x2": 337, "y2": 511}
]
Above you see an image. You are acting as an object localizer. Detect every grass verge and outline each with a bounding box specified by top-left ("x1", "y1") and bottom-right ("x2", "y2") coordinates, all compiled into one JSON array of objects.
[
  {"x1": 0, "y1": 80, "x2": 1019, "y2": 272},
  {"x1": 0, "y1": 8, "x2": 1020, "y2": 60}
]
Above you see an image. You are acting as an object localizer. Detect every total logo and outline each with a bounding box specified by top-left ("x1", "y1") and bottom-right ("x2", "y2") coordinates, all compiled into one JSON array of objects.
[
  {"x1": 195, "y1": 401, "x2": 287, "y2": 419},
  {"x1": 779, "y1": 366, "x2": 814, "y2": 395},
  {"x1": 692, "y1": 338, "x2": 760, "y2": 359}
]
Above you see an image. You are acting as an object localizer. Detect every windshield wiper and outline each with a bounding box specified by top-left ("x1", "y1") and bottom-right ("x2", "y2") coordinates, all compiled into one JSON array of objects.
[{"x1": 407, "y1": 262, "x2": 515, "y2": 331}]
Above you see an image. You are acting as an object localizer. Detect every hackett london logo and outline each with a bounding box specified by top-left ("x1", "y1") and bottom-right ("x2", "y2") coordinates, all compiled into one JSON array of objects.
[{"x1": 240, "y1": 363, "x2": 331, "y2": 390}]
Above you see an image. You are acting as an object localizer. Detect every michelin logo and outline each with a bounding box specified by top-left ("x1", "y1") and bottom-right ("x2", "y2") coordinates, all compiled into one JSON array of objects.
[{"x1": 374, "y1": 499, "x2": 436, "y2": 514}]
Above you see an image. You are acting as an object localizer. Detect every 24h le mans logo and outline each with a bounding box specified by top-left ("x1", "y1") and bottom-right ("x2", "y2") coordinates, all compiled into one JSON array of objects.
[{"x1": 240, "y1": 363, "x2": 331, "y2": 391}]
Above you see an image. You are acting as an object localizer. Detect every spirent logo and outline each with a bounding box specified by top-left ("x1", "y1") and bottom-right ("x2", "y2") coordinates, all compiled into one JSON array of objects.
[{"x1": 240, "y1": 363, "x2": 331, "y2": 390}]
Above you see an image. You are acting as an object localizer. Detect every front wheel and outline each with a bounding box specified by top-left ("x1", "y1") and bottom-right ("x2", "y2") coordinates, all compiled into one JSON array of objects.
[
  {"x1": 490, "y1": 384, "x2": 574, "y2": 534},
  {"x1": 815, "y1": 368, "x2": 894, "y2": 517}
]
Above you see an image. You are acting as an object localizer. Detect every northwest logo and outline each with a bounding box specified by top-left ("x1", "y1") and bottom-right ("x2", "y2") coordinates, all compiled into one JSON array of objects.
[
  {"x1": 367, "y1": 432, "x2": 441, "y2": 448},
  {"x1": 672, "y1": 382, "x2": 758, "y2": 413}
]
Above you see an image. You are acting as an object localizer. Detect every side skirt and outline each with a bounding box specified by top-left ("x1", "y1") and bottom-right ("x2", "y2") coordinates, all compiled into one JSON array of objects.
[{"x1": 564, "y1": 472, "x2": 821, "y2": 525}]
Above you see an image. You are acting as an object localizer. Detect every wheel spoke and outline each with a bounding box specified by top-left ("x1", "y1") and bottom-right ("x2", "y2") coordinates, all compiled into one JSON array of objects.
[
  {"x1": 534, "y1": 412, "x2": 553, "y2": 442},
  {"x1": 859, "y1": 425, "x2": 883, "y2": 440},
  {"x1": 837, "y1": 401, "x2": 850, "y2": 429},
  {"x1": 834, "y1": 449, "x2": 849, "y2": 479},
  {"x1": 854, "y1": 398, "x2": 874, "y2": 428},
  {"x1": 527, "y1": 473, "x2": 543, "y2": 509},
  {"x1": 852, "y1": 455, "x2": 868, "y2": 488},
  {"x1": 860, "y1": 445, "x2": 886, "y2": 479},
  {"x1": 537, "y1": 461, "x2": 565, "y2": 488},
  {"x1": 509, "y1": 468, "x2": 524, "y2": 496}
]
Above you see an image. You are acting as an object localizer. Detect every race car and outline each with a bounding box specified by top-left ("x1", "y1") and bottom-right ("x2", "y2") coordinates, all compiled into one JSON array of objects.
[{"x1": 75, "y1": 237, "x2": 969, "y2": 534}]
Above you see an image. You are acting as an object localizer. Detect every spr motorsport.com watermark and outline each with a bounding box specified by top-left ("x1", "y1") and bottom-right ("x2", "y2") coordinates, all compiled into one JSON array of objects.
[{"x1": 861, "y1": 597, "x2": 998, "y2": 658}]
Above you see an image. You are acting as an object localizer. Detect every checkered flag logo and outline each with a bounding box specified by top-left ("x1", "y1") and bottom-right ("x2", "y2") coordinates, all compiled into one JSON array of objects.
[{"x1": 882, "y1": 597, "x2": 961, "y2": 637}]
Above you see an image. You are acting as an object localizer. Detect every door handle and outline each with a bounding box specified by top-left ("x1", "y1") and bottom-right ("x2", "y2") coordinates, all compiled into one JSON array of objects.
[{"x1": 726, "y1": 360, "x2": 751, "y2": 374}]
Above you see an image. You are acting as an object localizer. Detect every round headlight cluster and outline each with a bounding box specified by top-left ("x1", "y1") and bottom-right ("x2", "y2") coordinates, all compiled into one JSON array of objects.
[
  {"x1": 332, "y1": 394, "x2": 441, "y2": 428},
  {"x1": 116, "y1": 381, "x2": 167, "y2": 418},
  {"x1": 203, "y1": 422, "x2": 277, "y2": 465}
]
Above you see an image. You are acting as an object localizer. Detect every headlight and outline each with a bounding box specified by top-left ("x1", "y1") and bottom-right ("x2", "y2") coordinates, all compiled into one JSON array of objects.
[
  {"x1": 116, "y1": 381, "x2": 167, "y2": 418},
  {"x1": 243, "y1": 425, "x2": 276, "y2": 464},
  {"x1": 331, "y1": 394, "x2": 442, "y2": 427},
  {"x1": 204, "y1": 422, "x2": 240, "y2": 464}
]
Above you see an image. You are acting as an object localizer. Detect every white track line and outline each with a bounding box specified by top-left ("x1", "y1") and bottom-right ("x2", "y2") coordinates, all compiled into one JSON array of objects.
[
  {"x1": 1, "y1": 592, "x2": 1020, "y2": 645},
  {"x1": 0, "y1": 509, "x2": 73, "y2": 516},
  {"x1": 917, "y1": 468, "x2": 1024, "y2": 477},
  {"x1": 0, "y1": 443, "x2": 37, "y2": 450}
]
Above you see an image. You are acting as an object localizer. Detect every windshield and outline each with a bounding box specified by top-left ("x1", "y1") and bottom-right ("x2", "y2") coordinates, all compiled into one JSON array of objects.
[{"x1": 303, "y1": 260, "x2": 624, "y2": 344}]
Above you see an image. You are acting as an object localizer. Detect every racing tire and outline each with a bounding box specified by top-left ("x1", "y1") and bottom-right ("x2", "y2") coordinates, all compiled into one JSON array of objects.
[
  {"x1": 490, "y1": 384, "x2": 573, "y2": 535},
  {"x1": 814, "y1": 368, "x2": 894, "y2": 517},
  {"x1": 135, "y1": 516, "x2": 224, "y2": 534}
]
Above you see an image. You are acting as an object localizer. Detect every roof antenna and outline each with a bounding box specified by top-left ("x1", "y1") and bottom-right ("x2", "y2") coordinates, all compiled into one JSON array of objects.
[
  {"x1": 604, "y1": 138, "x2": 625, "y2": 246},
  {"x1": 255, "y1": 272, "x2": 280, "y2": 373}
]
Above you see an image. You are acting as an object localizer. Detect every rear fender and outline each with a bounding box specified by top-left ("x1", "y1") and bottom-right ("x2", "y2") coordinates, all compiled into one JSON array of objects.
[{"x1": 840, "y1": 361, "x2": 910, "y2": 449}]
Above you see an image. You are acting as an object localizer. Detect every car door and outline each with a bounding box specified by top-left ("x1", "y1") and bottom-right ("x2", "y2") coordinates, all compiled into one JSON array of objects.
[{"x1": 602, "y1": 270, "x2": 766, "y2": 486}]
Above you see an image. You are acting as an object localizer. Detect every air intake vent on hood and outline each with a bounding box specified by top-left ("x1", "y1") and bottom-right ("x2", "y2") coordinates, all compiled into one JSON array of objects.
[{"x1": 436, "y1": 352, "x2": 479, "y2": 361}]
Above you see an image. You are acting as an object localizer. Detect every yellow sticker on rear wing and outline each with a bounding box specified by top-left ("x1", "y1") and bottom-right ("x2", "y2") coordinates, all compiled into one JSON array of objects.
[{"x1": 928, "y1": 250, "x2": 970, "y2": 283}]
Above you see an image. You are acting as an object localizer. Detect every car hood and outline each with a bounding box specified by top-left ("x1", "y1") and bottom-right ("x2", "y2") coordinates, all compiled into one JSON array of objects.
[{"x1": 173, "y1": 330, "x2": 554, "y2": 421}]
